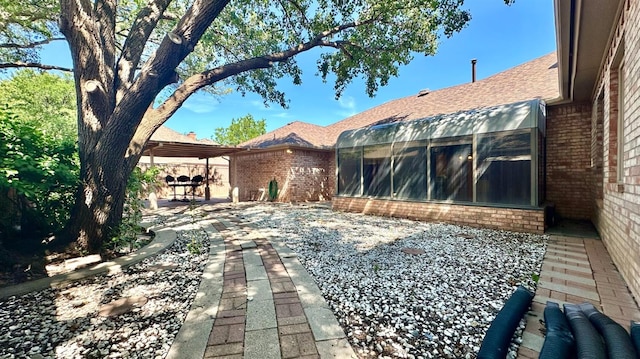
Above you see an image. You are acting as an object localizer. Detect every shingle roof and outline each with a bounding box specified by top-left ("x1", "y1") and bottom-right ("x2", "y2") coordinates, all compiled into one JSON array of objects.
[
  {"x1": 150, "y1": 126, "x2": 221, "y2": 145},
  {"x1": 239, "y1": 121, "x2": 330, "y2": 148},
  {"x1": 239, "y1": 52, "x2": 559, "y2": 149},
  {"x1": 145, "y1": 126, "x2": 241, "y2": 158}
]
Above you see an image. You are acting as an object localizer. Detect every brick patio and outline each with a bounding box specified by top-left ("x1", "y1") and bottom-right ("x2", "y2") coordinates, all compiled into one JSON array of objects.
[
  {"x1": 517, "y1": 235, "x2": 640, "y2": 358},
  {"x1": 202, "y1": 215, "x2": 354, "y2": 359}
]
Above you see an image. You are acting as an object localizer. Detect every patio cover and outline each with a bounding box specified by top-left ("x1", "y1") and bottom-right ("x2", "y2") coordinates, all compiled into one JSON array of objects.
[
  {"x1": 143, "y1": 140, "x2": 242, "y2": 159},
  {"x1": 143, "y1": 126, "x2": 243, "y2": 159},
  {"x1": 142, "y1": 127, "x2": 245, "y2": 201}
]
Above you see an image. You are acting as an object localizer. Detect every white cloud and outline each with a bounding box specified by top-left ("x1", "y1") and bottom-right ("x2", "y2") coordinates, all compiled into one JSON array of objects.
[
  {"x1": 273, "y1": 112, "x2": 292, "y2": 118},
  {"x1": 183, "y1": 95, "x2": 217, "y2": 114},
  {"x1": 250, "y1": 100, "x2": 270, "y2": 109},
  {"x1": 337, "y1": 95, "x2": 357, "y2": 117}
]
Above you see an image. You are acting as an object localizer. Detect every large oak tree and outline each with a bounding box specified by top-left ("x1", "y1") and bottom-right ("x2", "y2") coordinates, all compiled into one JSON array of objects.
[{"x1": 0, "y1": 0, "x2": 505, "y2": 252}]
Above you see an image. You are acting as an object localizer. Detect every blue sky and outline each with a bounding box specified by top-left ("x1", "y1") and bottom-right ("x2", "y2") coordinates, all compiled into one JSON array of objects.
[{"x1": 42, "y1": 0, "x2": 556, "y2": 139}]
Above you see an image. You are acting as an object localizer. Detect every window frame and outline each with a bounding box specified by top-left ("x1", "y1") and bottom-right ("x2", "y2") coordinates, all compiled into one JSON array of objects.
[{"x1": 616, "y1": 61, "x2": 625, "y2": 184}]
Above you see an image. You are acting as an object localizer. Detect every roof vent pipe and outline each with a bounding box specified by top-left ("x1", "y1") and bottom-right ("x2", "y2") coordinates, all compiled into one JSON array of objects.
[{"x1": 471, "y1": 59, "x2": 477, "y2": 83}]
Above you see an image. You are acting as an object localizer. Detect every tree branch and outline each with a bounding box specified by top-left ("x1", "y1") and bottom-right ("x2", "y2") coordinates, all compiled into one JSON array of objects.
[
  {"x1": 116, "y1": 0, "x2": 172, "y2": 96},
  {"x1": 150, "y1": 37, "x2": 328, "y2": 125},
  {"x1": 96, "y1": 0, "x2": 117, "y2": 107},
  {"x1": 111, "y1": 0, "x2": 232, "y2": 146},
  {"x1": 0, "y1": 37, "x2": 66, "y2": 49},
  {"x1": 0, "y1": 62, "x2": 73, "y2": 72},
  {"x1": 131, "y1": 12, "x2": 380, "y2": 147}
]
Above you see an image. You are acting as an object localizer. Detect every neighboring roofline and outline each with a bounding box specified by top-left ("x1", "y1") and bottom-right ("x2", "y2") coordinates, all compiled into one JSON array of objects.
[
  {"x1": 236, "y1": 120, "x2": 326, "y2": 148},
  {"x1": 232, "y1": 144, "x2": 333, "y2": 157}
]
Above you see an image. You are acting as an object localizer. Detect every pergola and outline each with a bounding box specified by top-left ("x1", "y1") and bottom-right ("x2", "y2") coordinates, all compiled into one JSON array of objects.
[{"x1": 142, "y1": 137, "x2": 244, "y2": 201}]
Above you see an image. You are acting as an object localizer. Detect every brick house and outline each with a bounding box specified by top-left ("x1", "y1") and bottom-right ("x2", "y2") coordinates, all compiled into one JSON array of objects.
[
  {"x1": 229, "y1": 0, "x2": 640, "y2": 300},
  {"x1": 551, "y1": 0, "x2": 640, "y2": 302},
  {"x1": 230, "y1": 53, "x2": 558, "y2": 203}
]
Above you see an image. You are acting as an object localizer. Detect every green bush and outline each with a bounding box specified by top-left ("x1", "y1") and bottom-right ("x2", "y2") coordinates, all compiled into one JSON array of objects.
[
  {"x1": 107, "y1": 167, "x2": 160, "y2": 253},
  {"x1": 0, "y1": 107, "x2": 78, "y2": 247}
]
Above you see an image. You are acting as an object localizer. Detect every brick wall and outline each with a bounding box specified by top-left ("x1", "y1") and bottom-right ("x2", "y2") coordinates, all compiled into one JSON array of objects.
[
  {"x1": 287, "y1": 150, "x2": 334, "y2": 201},
  {"x1": 589, "y1": 0, "x2": 640, "y2": 301},
  {"x1": 332, "y1": 197, "x2": 545, "y2": 233},
  {"x1": 546, "y1": 103, "x2": 594, "y2": 219},
  {"x1": 230, "y1": 148, "x2": 334, "y2": 202}
]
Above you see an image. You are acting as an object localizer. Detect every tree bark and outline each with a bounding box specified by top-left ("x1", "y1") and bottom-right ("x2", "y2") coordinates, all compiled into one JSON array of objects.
[
  {"x1": 53, "y1": 0, "x2": 349, "y2": 253},
  {"x1": 60, "y1": 108, "x2": 144, "y2": 252}
]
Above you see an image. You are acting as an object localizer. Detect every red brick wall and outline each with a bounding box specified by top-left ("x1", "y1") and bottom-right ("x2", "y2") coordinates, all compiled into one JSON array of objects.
[
  {"x1": 230, "y1": 148, "x2": 334, "y2": 202},
  {"x1": 589, "y1": 0, "x2": 640, "y2": 302},
  {"x1": 546, "y1": 103, "x2": 594, "y2": 220},
  {"x1": 332, "y1": 197, "x2": 545, "y2": 233},
  {"x1": 287, "y1": 150, "x2": 334, "y2": 201}
]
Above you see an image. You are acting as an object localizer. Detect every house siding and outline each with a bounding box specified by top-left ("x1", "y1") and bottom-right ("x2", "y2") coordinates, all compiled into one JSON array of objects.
[
  {"x1": 230, "y1": 148, "x2": 334, "y2": 202},
  {"x1": 332, "y1": 197, "x2": 545, "y2": 233},
  {"x1": 588, "y1": 0, "x2": 640, "y2": 302},
  {"x1": 546, "y1": 103, "x2": 594, "y2": 220}
]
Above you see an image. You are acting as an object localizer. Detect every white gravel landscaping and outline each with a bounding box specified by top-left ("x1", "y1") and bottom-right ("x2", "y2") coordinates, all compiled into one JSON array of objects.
[
  {"x1": 239, "y1": 204, "x2": 548, "y2": 359},
  {"x1": 0, "y1": 203, "x2": 547, "y2": 359},
  {"x1": 0, "y1": 218, "x2": 209, "y2": 359}
]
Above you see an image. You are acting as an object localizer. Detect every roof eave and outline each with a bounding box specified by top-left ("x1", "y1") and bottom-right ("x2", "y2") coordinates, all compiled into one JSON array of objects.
[
  {"x1": 554, "y1": 0, "x2": 572, "y2": 101},
  {"x1": 554, "y1": 0, "x2": 625, "y2": 103},
  {"x1": 232, "y1": 143, "x2": 333, "y2": 156}
]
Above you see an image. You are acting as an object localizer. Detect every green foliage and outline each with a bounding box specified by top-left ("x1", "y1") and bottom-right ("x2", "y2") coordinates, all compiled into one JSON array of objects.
[
  {"x1": 268, "y1": 178, "x2": 278, "y2": 201},
  {"x1": 0, "y1": 104, "x2": 78, "y2": 240},
  {"x1": 188, "y1": 0, "x2": 475, "y2": 102},
  {"x1": 184, "y1": 200, "x2": 203, "y2": 255},
  {"x1": 213, "y1": 114, "x2": 267, "y2": 146},
  {"x1": 108, "y1": 167, "x2": 160, "y2": 253},
  {"x1": 0, "y1": 70, "x2": 77, "y2": 142},
  {"x1": 531, "y1": 273, "x2": 540, "y2": 283},
  {"x1": 0, "y1": 71, "x2": 78, "y2": 244},
  {"x1": 186, "y1": 239, "x2": 202, "y2": 255},
  {"x1": 0, "y1": 0, "x2": 60, "y2": 65}
]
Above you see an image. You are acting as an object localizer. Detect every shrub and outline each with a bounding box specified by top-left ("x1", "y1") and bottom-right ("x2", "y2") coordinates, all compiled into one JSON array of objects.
[
  {"x1": 0, "y1": 107, "x2": 78, "y2": 249},
  {"x1": 107, "y1": 167, "x2": 160, "y2": 253}
]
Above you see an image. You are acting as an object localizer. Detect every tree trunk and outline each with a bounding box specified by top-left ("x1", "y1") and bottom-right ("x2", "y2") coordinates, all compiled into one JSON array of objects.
[{"x1": 61, "y1": 146, "x2": 134, "y2": 252}]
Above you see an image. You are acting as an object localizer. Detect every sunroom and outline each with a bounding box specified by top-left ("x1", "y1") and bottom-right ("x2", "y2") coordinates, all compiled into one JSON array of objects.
[{"x1": 334, "y1": 99, "x2": 548, "y2": 232}]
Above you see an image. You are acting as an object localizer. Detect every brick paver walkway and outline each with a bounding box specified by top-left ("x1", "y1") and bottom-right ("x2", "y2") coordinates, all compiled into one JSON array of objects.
[
  {"x1": 517, "y1": 235, "x2": 640, "y2": 358},
  {"x1": 201, "y1": 215, "x2": 353, "y2": 359}
]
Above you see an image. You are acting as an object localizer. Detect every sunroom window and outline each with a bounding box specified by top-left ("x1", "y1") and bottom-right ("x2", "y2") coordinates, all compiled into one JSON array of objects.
[
  {"x1": 337, "y1": 148, "x2": 361, "y2": 196},
  {"x1": 430, "y1": 138, "x2": 473, "y2": 202},
  {"x1": 393, "y1": 141, "x2": 427, "y2": 200},
  {"x1": 476, "y1": 131, "x2": 532, "y2": 205},
  {"x1": 335, "y1": 99, "x2": 546, "y2": 208}
]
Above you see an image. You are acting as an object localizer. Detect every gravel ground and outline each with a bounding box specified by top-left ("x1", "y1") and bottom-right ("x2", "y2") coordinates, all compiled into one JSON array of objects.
[
  {"x1": 0, "y1": 203, "x2": 547, "y2": 359},
  {"x1": 0, "y1": 214, "x2": 209, "y2": 359},
  {"x1": 238, "y1": 204, "x2": 548, "y2": 359}
]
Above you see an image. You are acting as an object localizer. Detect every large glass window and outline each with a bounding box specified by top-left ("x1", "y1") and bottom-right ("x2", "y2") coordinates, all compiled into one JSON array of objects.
[
  {"x1": 363, "y1": 145, "x2": 391, "y2": 197},
  {"x1": 393, "y1": 141, "x2": 427, "y2": 200},
  {"x1": 335, "y1": 99, "x2": 546, "y2": 208},
  {"x1": 476, "y1": 131, "x2": 531, "y2": 205},
  {"x1": 337, "y1": 148, "x2": 361, "y2": 196},
  {"x1": 430, "y1": 138, "x2": 473, "y2": 202}
]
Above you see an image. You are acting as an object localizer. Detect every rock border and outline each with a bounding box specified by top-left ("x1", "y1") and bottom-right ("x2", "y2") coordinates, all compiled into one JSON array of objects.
[{"x1": 0, "y1": 227, "x2": 177, "y2": 300}]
